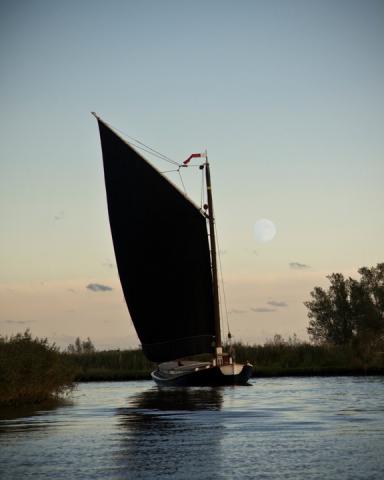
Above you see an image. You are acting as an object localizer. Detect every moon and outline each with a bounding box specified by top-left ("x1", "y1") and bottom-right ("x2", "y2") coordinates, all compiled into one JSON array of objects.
[{"x1": 254, "y1": 219, "x2": 277, "y2": 243}]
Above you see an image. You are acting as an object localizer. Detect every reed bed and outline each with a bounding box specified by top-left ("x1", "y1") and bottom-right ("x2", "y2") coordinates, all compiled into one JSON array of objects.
[
  {"x1": 2, "y1": 333, "x2": 382, "y2": 405},
  {"x1": 70, "y1": 340, "x2": 384, "y2": 381},
  {"x1": 70, "y1": 349, "x2": 154, "y2": 381},
  {"x1": 0, "y1": 331, "x2": 77, "y2": 406},
  {"x1": 233, "y1": 340, "x2": 384, "y2": 375}
]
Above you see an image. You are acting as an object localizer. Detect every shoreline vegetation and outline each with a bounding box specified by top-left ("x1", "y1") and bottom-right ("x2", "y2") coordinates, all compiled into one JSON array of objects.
[
  {"x1": 1, "y1": 332, "x2": 383, "y2": 407},
  {"x1": 72, "y1": 336, "x2": 384, "y2": 382},
  {"x1": 1, "y1": 263, "x2": 383, "y2": 406},
  {"x1": 0, "y1": 331, "x2": 77, "y2": 407}
]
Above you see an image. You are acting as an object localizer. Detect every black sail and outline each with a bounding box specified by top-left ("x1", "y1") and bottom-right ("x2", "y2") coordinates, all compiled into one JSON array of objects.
[{"x1": 96, "y1": 119, "x2": 215, "y2": 362}]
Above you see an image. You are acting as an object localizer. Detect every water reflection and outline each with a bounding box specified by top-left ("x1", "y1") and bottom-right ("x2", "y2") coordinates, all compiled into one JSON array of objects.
[
  {"x1": 0, "y1": 379, "x2": 383, "y2": 479},
  {"x1": 0, "y1": 399, "x2": 69, "y2": 434},
  {"x1": 115, "y1": 387, "x2": 225, "y2": 478},
  {"x1": 125, "y1": 386, "x2": 224, "y2": 411}
]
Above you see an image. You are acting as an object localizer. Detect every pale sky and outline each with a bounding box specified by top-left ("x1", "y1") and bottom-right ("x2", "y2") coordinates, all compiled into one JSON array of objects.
[{"x1": 1, "y1": 0, "x2": 383, "y2": 349}]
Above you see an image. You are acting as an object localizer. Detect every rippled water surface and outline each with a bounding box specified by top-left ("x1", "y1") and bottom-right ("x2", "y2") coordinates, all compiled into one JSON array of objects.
[{"x1": 1, "y1": 377, "x2": 384, "y2": 479}]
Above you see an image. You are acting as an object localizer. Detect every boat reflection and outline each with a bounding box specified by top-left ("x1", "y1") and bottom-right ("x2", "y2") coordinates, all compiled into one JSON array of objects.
[
  {"x1": 125, "y1": 386, "x2": 223, "y2": 411},
  {"x1": 115, "y1": 387, "x2": 225, "y2": 478}
]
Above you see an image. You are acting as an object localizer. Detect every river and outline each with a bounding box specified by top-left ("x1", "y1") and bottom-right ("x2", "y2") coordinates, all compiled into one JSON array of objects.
[{"x1": 1, "y1": 377, "x2": 383, "y2": 479}]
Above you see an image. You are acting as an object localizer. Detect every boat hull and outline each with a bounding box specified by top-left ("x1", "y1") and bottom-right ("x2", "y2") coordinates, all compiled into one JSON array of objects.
[{"x1": 151, "y1": 363, "x2": 253, "y2": 387}]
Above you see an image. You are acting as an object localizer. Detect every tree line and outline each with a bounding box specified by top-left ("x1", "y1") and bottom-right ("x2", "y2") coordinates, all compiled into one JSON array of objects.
[
  {"x1": 66, "y1": 337, "x2": 96, "y2": 354},
  {"x1": 305, "y1": 263, "x2": 384, "y2": 350}
]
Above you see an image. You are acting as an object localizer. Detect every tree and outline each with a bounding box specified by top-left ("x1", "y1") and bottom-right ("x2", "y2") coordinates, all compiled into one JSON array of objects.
[
  {"x1": 81, "y1": 337, "x2": 96, "y2": 354},
  {"x1": 75, "y1": 337, "x2": 82, "y2": 353},
  {"x1": 305, "y1": 263, "x2": 384, "y2": 346},
  {"x1": 357, "y1": 264, "x2": 384, "y2": 336},
  {"x1": 66, "y1": 337, "x2": 95, "y2": 354}
]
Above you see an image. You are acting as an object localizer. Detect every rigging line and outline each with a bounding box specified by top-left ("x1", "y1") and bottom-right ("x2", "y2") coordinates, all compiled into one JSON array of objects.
[
  {"x1": 125, "y1": 141, "x2": 177, "y2": 163},
  {"x1": 217, "y1": 273, "x2": 225, "y2": 341},
  {"x1": 128, "y1": 140, "x2": 179, "y2": 166},
  {"x1": 178, "y1": 168, "x2": 187, "y2": 195},
  {"x1": 216, "y1": 226, "x2": 231, "y2": 340},
  {"x1": 118, "y1": 130, "x2": 179, "y2": 165},
  {"x1": 161, "y1": 169, "x2": 179, "y2": 174},
  {"x1": 110, "y1": 124, "x2": 180, "y2": 166}
]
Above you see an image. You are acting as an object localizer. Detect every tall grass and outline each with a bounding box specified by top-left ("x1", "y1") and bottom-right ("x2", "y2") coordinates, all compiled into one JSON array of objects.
[
  {"x1": 4, "y1": 331, "x2": 380, "y2": 396},
  {"x1": 0, "y1": 331, "x2": 77, "y2": 406},
  {"x1": 70, "y1": 349, "x2": 154, "y2": 381},
  {"x1": 232, "y1": 339, "x2": 384, "y2": 375},
  {"x1": 69, "y1": 336, "x2": 384, "y2": 381}
]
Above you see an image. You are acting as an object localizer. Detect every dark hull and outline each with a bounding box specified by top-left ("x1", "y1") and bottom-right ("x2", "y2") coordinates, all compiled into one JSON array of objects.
[{"x1": 151, "y1": 364, "x2": 253, "y2": 387}]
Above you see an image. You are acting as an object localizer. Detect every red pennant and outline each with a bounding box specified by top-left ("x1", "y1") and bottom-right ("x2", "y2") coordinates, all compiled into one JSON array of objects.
[{"x1": 183, "y1": 153, "x2": 202, "y2": 165}]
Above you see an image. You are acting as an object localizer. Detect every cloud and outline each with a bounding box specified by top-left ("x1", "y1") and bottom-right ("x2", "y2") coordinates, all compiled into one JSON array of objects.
[
  {"x1": 102, "y1": 260, "x2": 116, "y2": 269},
  {"x1": 267, "y1": 300, "x2": 288, "y2": 308},
  {"x1": 289, "y1": 262, "x2": 310, "y2": 270},
  {"x1": 229, "y1": 308, "x2": 247, "y2": 314},
  {"x1": 250, "y1": 307, "x2": 276, "y2": 313},
  {"x1": 2, "y1": 320, "x2": 34, "y2": 324},
  {"x1": 54, "y1": 211, "x2": 64, "y2": 221},
  {"x1": 86, "y1": 283, "x2": 113, "y2": 292}
]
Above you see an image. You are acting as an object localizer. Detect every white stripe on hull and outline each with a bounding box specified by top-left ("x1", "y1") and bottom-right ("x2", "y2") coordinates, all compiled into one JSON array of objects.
[{"x1": 219, "y1": 363, "x2": 244, "y2": 376}]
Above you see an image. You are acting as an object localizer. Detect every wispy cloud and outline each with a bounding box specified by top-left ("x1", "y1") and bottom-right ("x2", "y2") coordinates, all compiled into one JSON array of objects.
[
  {"x1": 229, "y1": 308, "x2": 247, "y2": 314},
  {"x1": 2, "y1": 320, "x2": 34, "y2": 325},
  {"x1": 102, "y1": 260, "x2": 115, "y2": 269},
  {"x1": 54, "y1": 211, "x2": 64, "y2": 221},
  {"x1": 289, "y1": 262, "x2": 310, "y2": 270},
  {"x1": 267, "y1": 300, "x2": 288, "y2": 308},
  {"x1": 86, "y1": 283, "x2": 113, "y2": 292},
  {"x1": 250, "y1": 307, "x2": 276, "y2": 313}
]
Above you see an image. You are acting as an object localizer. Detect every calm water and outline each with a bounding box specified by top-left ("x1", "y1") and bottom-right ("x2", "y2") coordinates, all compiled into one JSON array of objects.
[{"x1": 1, "y1": 377, "x2": 383, "y2": 479}]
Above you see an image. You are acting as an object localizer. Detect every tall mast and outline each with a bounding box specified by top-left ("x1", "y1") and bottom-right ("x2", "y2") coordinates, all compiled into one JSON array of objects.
[{"x1": 204, "y1": 155, "x2": 222, "y2": 356}]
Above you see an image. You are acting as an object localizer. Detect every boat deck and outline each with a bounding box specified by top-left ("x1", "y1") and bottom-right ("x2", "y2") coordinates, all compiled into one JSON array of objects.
[{"x1": 159, "y1": 361, "x2": 211, "y2": 374}]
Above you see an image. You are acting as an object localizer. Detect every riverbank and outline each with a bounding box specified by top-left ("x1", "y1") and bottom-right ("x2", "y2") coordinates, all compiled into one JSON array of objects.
[
  {"x1": 72, "y1": 342, "x2": 384, "y2": 381},
  {"x1": 2, "y1": 335, "x2": 383, "y2": 405},
  {"x1": 75, "y1": 366, "x2": 384, "y2": 382},
  {"x1": 0, "y1": 332, "x2": 77, "y2": 406}
]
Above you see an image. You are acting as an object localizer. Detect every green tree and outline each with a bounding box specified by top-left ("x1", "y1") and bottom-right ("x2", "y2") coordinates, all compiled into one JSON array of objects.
[
  {"x1": 81, "y1": 337, "x2": 96, "y2": 354},
  {"x1": 357, "y1": 264, "x2": 384, "y2": 336},
  {"x1": 305, "y1": 263, "x2": 384, "y2": 347},
  {"x1": 67, "y1": 337, "x2": 95, "y2": 354}
]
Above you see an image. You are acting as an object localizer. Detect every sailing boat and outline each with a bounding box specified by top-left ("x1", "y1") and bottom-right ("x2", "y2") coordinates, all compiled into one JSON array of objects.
[{"x1": 93, "y1": 113, "x2": 253, "y2": 386}]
